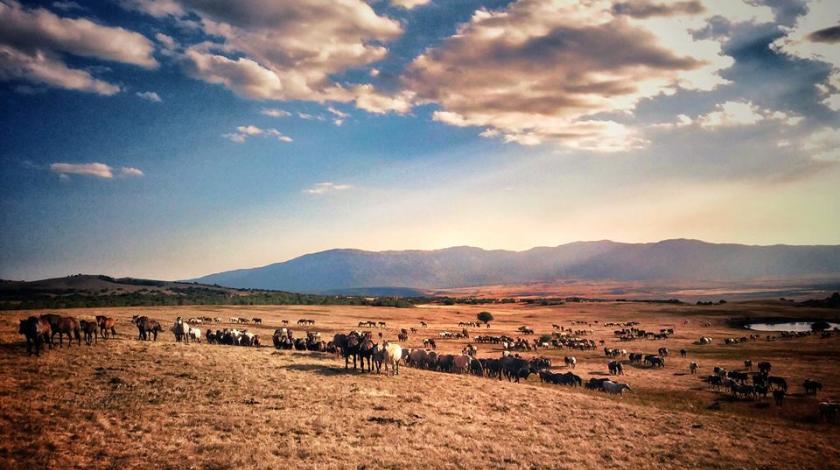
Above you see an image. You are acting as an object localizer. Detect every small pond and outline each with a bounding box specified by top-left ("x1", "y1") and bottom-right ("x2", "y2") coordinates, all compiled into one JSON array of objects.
[{"x1": 745, "y1": 321, "x2": 840, "y2": 332}]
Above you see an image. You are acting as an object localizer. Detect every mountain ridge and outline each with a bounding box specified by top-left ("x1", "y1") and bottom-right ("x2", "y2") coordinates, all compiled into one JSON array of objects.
[{"x1": 189, "y1": 239, "x2": 840, "y2": 293}]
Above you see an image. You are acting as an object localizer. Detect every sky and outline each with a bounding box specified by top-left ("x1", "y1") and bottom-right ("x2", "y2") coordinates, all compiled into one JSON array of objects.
[{"x1": 0, "y1": 0, "x2": 839, "y2": 281}]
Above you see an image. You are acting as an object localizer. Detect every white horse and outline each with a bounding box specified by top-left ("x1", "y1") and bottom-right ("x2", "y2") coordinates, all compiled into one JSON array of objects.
[
  {"x1": 172, "y1": 318, "x2": 189, "y2": 343},
  {"x1": 381, "y1": 342, "x2": 402, "y2": 376},
  {"x1": 188, "y1": 326, "x2": 201, "y2": 343},
  {"x1": 603, "y1": 381, "x2": 632, "y2": 395}
]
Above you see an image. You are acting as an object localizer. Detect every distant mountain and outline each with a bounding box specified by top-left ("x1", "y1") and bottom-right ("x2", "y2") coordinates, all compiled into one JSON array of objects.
[{"x1": 191, "y1": 239, "x2": 840, "y2": 293}]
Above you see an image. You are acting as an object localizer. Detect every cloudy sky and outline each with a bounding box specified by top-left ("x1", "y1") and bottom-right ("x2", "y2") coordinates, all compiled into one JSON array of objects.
[{"x1": 1, "y1": 0, "x2": 838, "y2": 280}]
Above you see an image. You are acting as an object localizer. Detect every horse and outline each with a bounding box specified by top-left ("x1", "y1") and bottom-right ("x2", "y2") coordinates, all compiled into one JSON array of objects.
[
  {"x1": 335, "y1": 333, "x2": 361, "y2": 369},
  {"x1": 564, "y1": 356, "x2": 576, "y2": 368},
  {"x1": 603, "y1": 381, "x2": 632, "y2": 395},
  {"x1": 804, "y1": 379, "x2": 823, "y2": 395},
  {"x1": 19, "y1": 316, "x2": 51, "y2": 356},
  {"x1": 40, "y1": 314, "x2": 80, "y2": 347},
  {"x1": 95, "y1": 316, "x2": 117, "y2": 339},
  {"x1": 133, "y1": 316, "x2": 162, "y2": 341},
  {"x1": 79, "y1": 320, "x2": 99, "y2": 345},
  {"x1": 172, "y1": 318, "x2": 190, "y2": 343}
]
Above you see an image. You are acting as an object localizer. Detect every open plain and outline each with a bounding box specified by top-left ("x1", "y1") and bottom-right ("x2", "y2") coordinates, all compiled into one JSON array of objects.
[{"x1": 1, "y1": 300, "x2": 839, "y2": 469}]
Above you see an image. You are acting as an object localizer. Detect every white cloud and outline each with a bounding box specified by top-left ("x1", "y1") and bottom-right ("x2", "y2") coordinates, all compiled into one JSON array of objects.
[
  {"x1": 402, "y1": 0, "x2": 744, "y2": 151},
  {"x1": 297, "y1": 112, "x2": 325, "y2": 121},
  {"x1": 303, "y1": 182, "x2": 353, "y2": 195},
  {"x1": 154, "y1": 32, "x2": 177, "y2": 51},
  {"x1": 391, "y1": 0, "x2": 431, "y2": 9},
  {"x1": 352, "y1": 84, "x2": 413, "y2": 114},
  {"x1": 119, "y1": 166, "x2": 144, "y2": 177},
  {"x1": 261, "y1": 107, "x2": 290, "y2": 118},
  {"x1": 0, "y1": 45, "x2": 120, "y2": 95},
  {"x1": 802, "y1": 127, "x2": 840, "y2": 162},
  {"x1": 653, "y1": 101, "x2": 805, "y2": 129},
  {"x1": 696, "y1": 101, "x2": 764, "y2": 128},
  {"x1": 136, "y1": 91, "x2": 162, "y2": 102},
  {"x1": 162, "y1": 0, "x2": 401, "y2": 104},
  {"x1": 223, "y1": 125, "x2": 292, "y2": 143},
  {"x1": 48, "y1": 162, "x2": 144, "y2": 179},
  {"x1": 0, "y1": 0, "x2": 156, "y2": 94},
  {"x1": 328, "y1": 109, "x2": 348, "y2": 126}
]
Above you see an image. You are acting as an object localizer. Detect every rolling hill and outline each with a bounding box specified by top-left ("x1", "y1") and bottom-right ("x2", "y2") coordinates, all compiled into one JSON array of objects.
[{"x1": 191, "y1": 239, "x2": 840, "y2": 293}]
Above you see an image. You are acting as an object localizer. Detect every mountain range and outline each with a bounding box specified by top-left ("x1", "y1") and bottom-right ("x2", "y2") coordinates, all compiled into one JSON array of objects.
[{"x1": 191, "y1": 239, "x2": 840, "y2": 293}]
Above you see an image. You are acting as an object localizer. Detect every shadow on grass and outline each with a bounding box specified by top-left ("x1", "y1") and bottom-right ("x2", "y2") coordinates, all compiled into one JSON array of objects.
[{"x1": 283, "y1": 363, "x2": 371, "y2": 376}]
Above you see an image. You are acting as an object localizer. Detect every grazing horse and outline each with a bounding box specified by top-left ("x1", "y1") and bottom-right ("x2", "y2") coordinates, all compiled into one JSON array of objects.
[
  {"x1": 79, "y1": 320, "x2": 98, "y2": 345},
  {"x1": 603, "y1": 381, "x2": 632, "y2": 395},
  {"x1": 96, "y1": 316, "x2": 117, "y2": 339},
  {"x1": 40, "y1": 314, "x2": 81, "y2": 347},
  {"x1": 19, "y1": 316, "x2": 51, "y2": 356},
  {"x1": 608, "y1": 360, "x2": 623, "y2": 375},
  {"x1": 744, "y1": 359, "x2": 752, "y2": 370},
  {"x1": 804, "y1": 379, "x2": 823, "y2": 395},
  {"x1": 689, "y1": 362, "x2": 698, "y2": 375},
  {"x1": 767, "y1": 376, "x2": 787, "y2": 392},
  {"x1": 680, "y1": 349, "x2": 687, "y2": 358},
  {"x1": 564, "y1": 356, "x2": 576, "y2": 368},
  {"x1": 335, "y1": 333, "x2": 361, "y2": 369},
  {"x1": 357, "y1": 335, "x2": 375, "y2": 372},
  {"x1": 133, "y1": 316, "x2": 162, "y2": 341},
  {"x1": 172, "y1": 318, "x2": 190, "y2": 343},
  {"x1": 757, "y1": 361, "x2": 772, "y2": 374},
  {"x1": 377, "y1": 341, "x2": 403, "y2": 376}
]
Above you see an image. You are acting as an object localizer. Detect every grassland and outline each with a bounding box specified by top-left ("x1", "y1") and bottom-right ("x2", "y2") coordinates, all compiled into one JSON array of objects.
[{"x1": 1, "y1": 300, "x2": 839, "y2": 469}]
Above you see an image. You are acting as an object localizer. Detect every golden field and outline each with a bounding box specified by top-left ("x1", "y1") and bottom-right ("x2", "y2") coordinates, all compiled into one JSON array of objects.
[{"x1": 1, "y1": 300, "x2": 839, "y2": 469}]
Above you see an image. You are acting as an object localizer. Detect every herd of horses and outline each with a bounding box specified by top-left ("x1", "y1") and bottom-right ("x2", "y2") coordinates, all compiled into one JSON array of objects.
[
  {"x1": 17, "y1": 313, "x2": 117, "y2": 355},
  {"x1": 14, "y1": 310, "x2": 838, "y2": 422}
]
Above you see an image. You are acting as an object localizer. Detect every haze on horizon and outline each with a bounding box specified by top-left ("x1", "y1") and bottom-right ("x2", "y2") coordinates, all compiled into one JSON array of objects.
[{"x1": 1, "y1": 0, "x2": 839, "y2": 282}]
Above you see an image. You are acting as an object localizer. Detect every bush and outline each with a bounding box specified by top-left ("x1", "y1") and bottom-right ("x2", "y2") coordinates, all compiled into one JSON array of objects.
[{"x1": 477, "y1": 311, "x2": 494, "y2": 324}]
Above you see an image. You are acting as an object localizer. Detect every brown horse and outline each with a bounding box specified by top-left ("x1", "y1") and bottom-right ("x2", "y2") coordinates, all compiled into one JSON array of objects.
[
  {"x1": 19, "y1": 316, "x2": 51, "y2": 356},
  {"x1": 40, "y1": 314, "x2": 81, "y2": 347},
  {"x1": 96, "y1": 315, "x2": 117, "y2": 339},
  {"x1": 133, "y1": 316, "x2": 162, "y2": 341},
  {"x1": 79, "y1": 320, "x2": 98, "y2": 345}
]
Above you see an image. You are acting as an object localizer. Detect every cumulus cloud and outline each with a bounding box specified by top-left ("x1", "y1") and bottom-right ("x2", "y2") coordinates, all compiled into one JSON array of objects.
[
  {"x1": 49, "y1": 162, "x2": 145, "y2": 179},
  {"x1": 147, "y1": 0, "x2": 402, "y2": 105},
  {"x1": 391, "y1": 0, "x2": 431, "y2": 9},
  {"x1": 136, "y1": 91, "x2": 162, "y2": 102},
  {"x1": 119, "y1": 166, "x2": 144, "y2": 177},
  {"x1": 0, "y1": 0, "x2": 156, "y2": 94},
  {"x1": 352, "y1": 84, "x2": 413, "y2": 114},
  {"x1": 0, "y1": 45, "x2": 120, "y2": 95},
  {"x1": 327, "y1": 106, "x2": 349, "y2": 126},
  {"x1": 223, "y1": 125, "x2": 292, "y2": 143},
  {"x1": 801, "y1": 127, "x2": 840, "y2": 161},
  {"x1": 653, "y1": 101, "x2": 804, "y2": 129},
  {"x1": 402, "y1": 0, "x2": 739, "y2": 151},
  {"x1": 154, "y1": 32, "x2": 178, "y2": 51},
  {"x1": 303, "y1": 182, "x2": 352, "y2": 195},
  {"x1": 261, "y1": 107, "x2": 290, "y2": 118}
]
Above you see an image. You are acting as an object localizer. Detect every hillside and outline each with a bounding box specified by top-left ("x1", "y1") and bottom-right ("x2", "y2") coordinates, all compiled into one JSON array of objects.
[
  {"x1": 191, "y1": 239, "x2": 840, "y2": 292},
  {"x1": 0, "y1": 275, "x2": 416, "y2": 310}
]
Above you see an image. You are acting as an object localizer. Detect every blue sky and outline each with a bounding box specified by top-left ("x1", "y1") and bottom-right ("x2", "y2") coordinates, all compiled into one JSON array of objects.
[{"x1": 1, "y1": 0, "x2": 839, "y2": 280}]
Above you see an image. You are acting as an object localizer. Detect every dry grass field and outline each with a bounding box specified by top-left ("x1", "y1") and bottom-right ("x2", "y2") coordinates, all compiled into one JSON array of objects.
[{"x1": 1, "y1": 300, "x2": 839, "y2": 469}]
